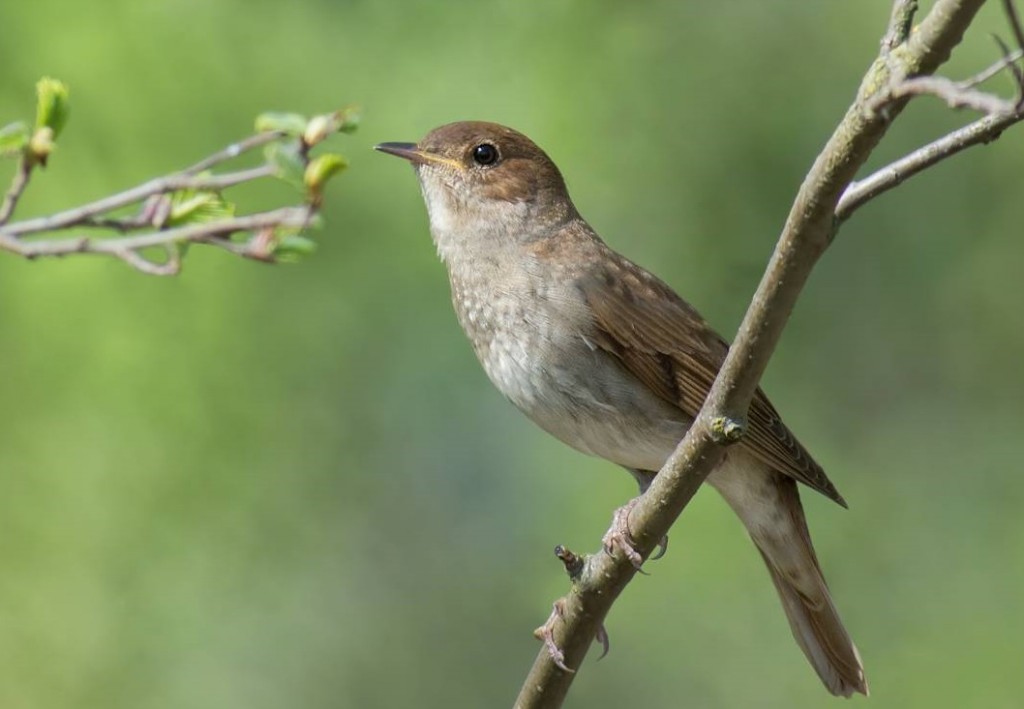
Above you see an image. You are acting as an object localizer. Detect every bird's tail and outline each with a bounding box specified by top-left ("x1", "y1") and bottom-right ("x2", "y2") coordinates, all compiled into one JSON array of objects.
[{"x1": 747, "y1": 476, "x2": 869, "y2": 697}]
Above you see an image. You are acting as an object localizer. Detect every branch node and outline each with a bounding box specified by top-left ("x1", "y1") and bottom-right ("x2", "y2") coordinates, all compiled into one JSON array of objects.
[
  {"x1": 709, "y1": 415, "x2": 746, "y2": 444},
  {"x1": 553, "y1": 545, "x2": 585, "y2": 582}
]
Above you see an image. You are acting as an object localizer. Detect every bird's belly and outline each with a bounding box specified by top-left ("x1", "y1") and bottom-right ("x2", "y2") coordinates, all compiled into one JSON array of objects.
[
  {"x1": 477, "y1": 325, "x2": 689, "y2": 472},
  {"x1": 536, "y1": 404, "x2": 687, "y2": 472}
]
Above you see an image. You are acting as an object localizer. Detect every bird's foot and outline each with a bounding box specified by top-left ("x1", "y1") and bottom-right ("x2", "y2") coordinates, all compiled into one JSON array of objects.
[
  {"x1": 651, "y1": 534, "x2": 669, "y2": 561},
  {"x1": 601, "y1": 498, "x2": 669, "y2": 568},
  {"x1": 594, "y1": 622, "x2": 610, "y2": 660},
  {"x1": 534, "y1": 600, "x2": 574, "y2": 673},
  {"x1": 602, "y1": 498, "x2": 645, "y2": 569},
  {"x1": 533, "y1": 599, "x2": 611, "y2": 671}
]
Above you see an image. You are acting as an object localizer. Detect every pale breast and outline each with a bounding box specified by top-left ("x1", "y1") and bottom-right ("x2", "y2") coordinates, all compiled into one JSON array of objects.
[{"x1": 450, "y1": 270, "x2": 689, "y2": 472}]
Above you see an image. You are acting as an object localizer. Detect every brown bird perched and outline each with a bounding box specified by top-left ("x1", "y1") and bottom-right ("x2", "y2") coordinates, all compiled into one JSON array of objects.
[{"x1": 376, "y1": 122, "x2": 868, "y2": 697}]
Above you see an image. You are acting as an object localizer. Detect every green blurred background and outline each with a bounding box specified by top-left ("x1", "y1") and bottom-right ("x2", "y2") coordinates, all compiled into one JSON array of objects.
[{"x1": 2, "y1": 1, "x2": 1022, "y2": 707}]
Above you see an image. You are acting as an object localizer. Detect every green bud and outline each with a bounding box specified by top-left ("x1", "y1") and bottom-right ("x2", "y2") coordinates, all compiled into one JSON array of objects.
[
  {"x1": 29, "y1": 127, "x2": 55, "y2": 163},
  {"x1": 335, "y1": 105, "x2": 360, "y2": 134},
  {"x1": 302, "y1": 114, "x2": 334, "y2": 146},
  {"x1": 35, "y1": 77, "x2": 70, "y2": 139},
  {"x1": 272, "y1": 234, "x2": 317, "y2": 262},
  {"x1": 167, "y1": 189, "x2": 235, "y2": 226},
  {"x1": 302, "y1": 107, "x2": 360, "y2": 146},
  {"x1": 304, "y1": 153, "x2": 348, "y2": 192}
]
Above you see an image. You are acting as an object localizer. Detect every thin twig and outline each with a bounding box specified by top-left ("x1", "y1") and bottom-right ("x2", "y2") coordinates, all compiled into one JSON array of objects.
[
  {"x1": 1001, "y1": 0, "x2": 1024, "y2": 106},
  {"x1": 876, "y1": 74, "x2": 1021, "y2": 113},
  {"x1": 1004, "y1": 0, "x2": 1024, "y2": 64},
  {"x1": 80, "y1": 215, "x2": 156, "y2": 232},
  {"x1": 873, "y1": 0, "x2": 1024, "y2": 116},
  {"x1": 959, "y1": 46, "x2": 1024, "y2": 88},
  {"x1": 0, "y1": 156, "x2": 34, "y2": 225},
  {"x1": 836, "y1": 107, "x2": 1024, "y2": 221},
  {"x1": 882, "y1": 0, "x2": 919, "y2": 53},
  {"x1": 183, "y1": 130, "x2": 283, "y2": 174},
  {"x1": 0, "y1": 206, "x2": 312, "y2": 264},
  {"x1": 114, "y1": 247, "x2": 180, "y2": 276},
  {"x1": 0, "y1": 164, "x2": 275, "y2": 238}
]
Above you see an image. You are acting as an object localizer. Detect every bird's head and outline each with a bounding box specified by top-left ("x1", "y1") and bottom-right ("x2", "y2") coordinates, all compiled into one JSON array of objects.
[{"x1": 376, "y1": 121, "x2": 577, "y2": 261}]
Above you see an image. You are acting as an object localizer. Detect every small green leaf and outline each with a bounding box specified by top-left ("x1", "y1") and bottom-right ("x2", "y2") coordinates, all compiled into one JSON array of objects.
[
  {"x1": 35, "y1": 77, "x2": 70, "y2": 139},
  {"x1": 167, "y1": 189, "x2": 235, "y2": 226},
  {"x1": 335, "y1": 106, "x2": 360, "y2": 134},
  {"x1": 254, "y1": 112, "x2": 308, "y2": 136},
  {"x1": 302, "y1": 107, "x2": 360, "y2": 145},
  {"x1": 272, "y1": 234, "x2": 317, "y2": 262},
  {"x1": 304, "y1": 153, "x2": 348, "y2": 192},
  {"x1": 265, "y1": 141, "x2": 306, "y2": 190},
  {"x1": 0, "y1": 122, "x2": 29, "y2": 157}
]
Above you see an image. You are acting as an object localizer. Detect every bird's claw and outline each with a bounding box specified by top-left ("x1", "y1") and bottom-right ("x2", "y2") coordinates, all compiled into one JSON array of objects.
[
  {"x1": 595, "y1": 622, "x2": 610, "y2": 660},
  {"x1": 533, "y1": 599, "x2": 611, "y2": 669},
  {"x1": 602, "y1": 498, "x2": 671, "y2": 567},
  {"x1": 650, "y1": 534, "x2": 669, "y2": 561},
  {"x1": 534, "y1": 600, "x2": 574, "y2": 673},
  {"x1": 602, "y1": 498, "x2": 645, "y2": 569}
]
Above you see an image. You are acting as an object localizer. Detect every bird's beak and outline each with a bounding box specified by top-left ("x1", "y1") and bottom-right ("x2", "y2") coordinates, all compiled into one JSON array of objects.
[
  {"x1": 374, "y1": 142, "x2": 422, "y2": 162},
  {"x1": 374, "y1": 142, "x2": 461, "y2": 169}
]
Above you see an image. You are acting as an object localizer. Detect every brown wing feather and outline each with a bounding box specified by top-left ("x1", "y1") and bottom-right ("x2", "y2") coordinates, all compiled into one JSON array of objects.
[{"x1": 577, "y1": 246, "x2": 846, "y2": 507}]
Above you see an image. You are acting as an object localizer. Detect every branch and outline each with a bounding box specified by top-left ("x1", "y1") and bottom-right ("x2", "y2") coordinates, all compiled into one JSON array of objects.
[
  {"x1": 0, "y1": 155, "x2": 33, "y2": 225},
  {"x1": 0, "y1": 206, "x2": 314, "y2": 260},
  {"x1": 0, "y1": 165, "x2": 276, "y2": 238},
  {"x1": 836, "y1": 107, "x2": 1024, "y2": 221},
  {"x1": 515, "y1": 0, "x2": 997, "y2": 706},
  {"x1": 839, "y1": 0, "x2": 1024, "y2": 221},
  {"x1": 871, "y1": 0, "x2": 1024, "y2": 114},
  {"x1": 0, "y1": 87, "x2": 356, "y2": 275},
  {"x1": 181, "y1": 130, "x2": 284, "y2": 175},
  {"x1": 882, "y1": 0, "x2": 919, "y2": 53},
  {"x1": 877, "y1": 73, "x2": 1021, "y2": 112}
]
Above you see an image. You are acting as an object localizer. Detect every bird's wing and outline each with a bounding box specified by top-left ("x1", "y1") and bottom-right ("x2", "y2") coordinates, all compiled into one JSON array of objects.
[{"x1": 577, "y1": 246, "x2": 846, "y2": 507}]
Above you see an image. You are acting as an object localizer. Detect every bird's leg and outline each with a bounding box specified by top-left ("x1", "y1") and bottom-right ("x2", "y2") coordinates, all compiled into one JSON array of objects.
[
  {"x1": 608, "y1": 468, "x2": 669, "y2": 564},
  {"x1": 533, "y1": 600, "x2": 574, "y2": 672},
  {"x1": 602, "y1": 497, "x2": 645, "y2": 569},
  {"x1": 533, "y1": 597, "x2": 611, "y2": 670}
]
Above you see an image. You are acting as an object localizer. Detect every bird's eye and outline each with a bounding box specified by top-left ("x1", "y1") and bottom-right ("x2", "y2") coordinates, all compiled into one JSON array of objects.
[{"x1": 472, "y1": 143, "x2": 499, "y2": 166}]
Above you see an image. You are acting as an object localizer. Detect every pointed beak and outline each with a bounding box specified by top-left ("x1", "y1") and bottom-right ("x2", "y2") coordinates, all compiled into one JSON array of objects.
[
  {"x1": 374, "y1": 142, "x2": 424, "y2": 163},
  {"x1": 374, "y1": 142, "x2": 462, "y2": 170}
]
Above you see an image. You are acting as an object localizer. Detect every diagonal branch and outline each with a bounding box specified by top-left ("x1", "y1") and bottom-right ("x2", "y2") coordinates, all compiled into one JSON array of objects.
[
  {"x1": 882, "y1": 0, "x2": 919, "y2": 53},
  {"x1": 514, "y1": 0, "x2": 994, "y2": 706}
]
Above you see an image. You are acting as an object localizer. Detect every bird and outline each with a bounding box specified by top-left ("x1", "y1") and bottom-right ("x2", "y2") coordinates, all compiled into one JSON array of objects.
[{"x1": 375, "y1": 121, "x2": 868, "y2": 697}]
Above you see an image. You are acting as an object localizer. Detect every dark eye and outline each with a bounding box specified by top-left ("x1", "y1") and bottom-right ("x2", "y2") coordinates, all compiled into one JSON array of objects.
[{"x1": 472, "y1": 143, "x2": 499, "y2": 166}]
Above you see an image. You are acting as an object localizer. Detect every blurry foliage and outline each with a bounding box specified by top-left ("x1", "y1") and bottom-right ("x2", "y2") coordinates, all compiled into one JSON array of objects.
[
  {"x1": 1, "y1": 79, "x2": 356, "y2": 270},
  {"x1": 0, "y1": 1, "x2": 1022, "y2": 708}
]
